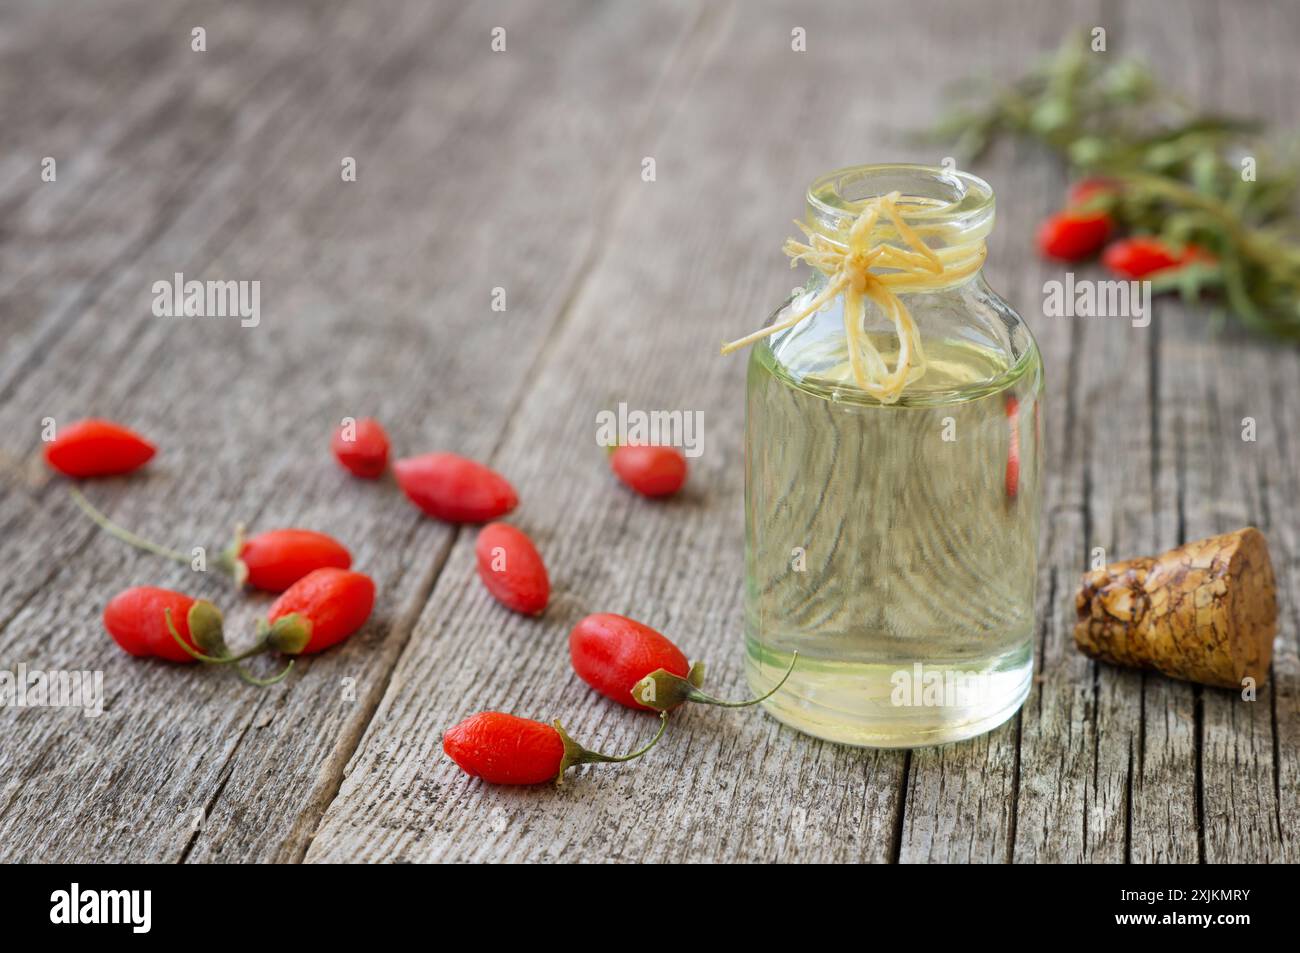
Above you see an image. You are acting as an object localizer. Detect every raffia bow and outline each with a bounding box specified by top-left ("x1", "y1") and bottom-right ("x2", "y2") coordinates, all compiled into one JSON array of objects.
[{"x1": 721, "y1": 191, "x2": 987, "y2": 404}]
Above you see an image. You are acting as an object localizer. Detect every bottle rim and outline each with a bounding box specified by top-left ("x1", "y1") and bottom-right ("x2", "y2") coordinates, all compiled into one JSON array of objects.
[{"x1": 805, "y1": 163, "x2": 995, "y2": 248}]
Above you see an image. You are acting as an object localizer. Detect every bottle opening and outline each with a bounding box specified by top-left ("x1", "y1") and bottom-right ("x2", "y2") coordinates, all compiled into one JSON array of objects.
[{"x1": 806, "y1": 163, "x2": 995, "y2": 249}]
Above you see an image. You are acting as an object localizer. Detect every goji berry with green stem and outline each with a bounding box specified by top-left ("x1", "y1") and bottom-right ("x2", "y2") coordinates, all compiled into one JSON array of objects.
[
  {"x1": 569, "y1": 613, "x2": 797, "y2": 712},
  {"x1": 103, "y1": 587, "x2": 224, "y2": 663},
  {"x1": 443, "y1": 710, "x2": 668, "y2": 786},
  {"x1": 70, "y1": 487, "x2": 351, "y2": 591},
  {"x1": 261, "y1": 567, "x2": 376, "y2": 655}
]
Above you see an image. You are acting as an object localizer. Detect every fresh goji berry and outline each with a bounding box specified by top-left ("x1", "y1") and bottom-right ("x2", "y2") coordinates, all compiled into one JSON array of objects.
[
  {"x1": 264, "y1": 567, "x2": 375, "y2": 655},
  {"x1": 1005, "y1": 394, "x2": 1020, "y2": 500},
  {"x1": 70, "y1": 488, "x2": 351, "y2": 592},
  {"x1": 443, "y1": 712, "x2": 565, "y2": 785},
  {"x1": 568, "y1": 613, "x2": 798, "y2": 712},
  {"x1": 1102, "y1": 237, "x2": 1214, "y2": 279},
  {"x1": 45, "y1": 419, "x2": 155, "y2": 478},
  {"x1": 609, "y1": 444, "x2": 687, "y2": 498},
  {"x1": 443, "y1": 709, "x2": 667, "y2": 786},
  {"x1": 393, "y1": 452, "x2": 518, "y2": 523},
  {"x1": 570, "y1": 613, "x2": 690, "y2": 711},
  {"x1": 236, "y1": 529, "x2": 351, "y2": 592},
  {"x1": 332, "y1": 417, "x2": 390, "y2": 479},
  {"x1": 475, "y1": 522, "x2": 549, "y2": 615},
  {"x1": 1036, "y1": 210, "x2": 1112, "y2": 261},
  {"x1": 103, "y1": 587, "x2": 225, "y2": 663}
]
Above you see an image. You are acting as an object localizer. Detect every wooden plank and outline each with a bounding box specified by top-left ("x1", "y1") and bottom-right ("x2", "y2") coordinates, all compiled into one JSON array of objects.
[
  {"x1": 897, "y1": 0, "x2": 1091, "y2": 864},
  {"x1": 1009, "y1": 226, "x2": 1140, "y2": 861},
  {"x1": 1263, "y1": 354, "x2": 1300, "y2": 862},
  {"x1": 1076, "y1": 297, "x2": 1199, "y2": 865},
  {"x1": 1010, "y1": 0, "x2": 1300, "y2": 864},
  {"x1": 1174, "y1": 328, "x2": 1288, "y2": 862},
  {"x1": 929, "y1": 0, "x2": 1170, "y2": 864},
  {"x1": 1077, "y1": 16, "x2": 1199, "y2": 867},
  {"x1": 1195, "y1": 0, "x2": 1300, "y2": 866},
  {"x1": 1124, "y1": 0, "x2": 1295, "y2": 863},
  {"x1": 1218, "y1": 0, "x2": 1300, "y2": 862},
  {"x1": 0, "y1": 0, "x2": 698, "y2": 863}
]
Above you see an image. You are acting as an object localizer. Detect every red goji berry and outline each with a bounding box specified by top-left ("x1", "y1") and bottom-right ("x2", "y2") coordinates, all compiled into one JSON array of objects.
[
  {"x1": 103, "y1": 587, "x2": 225, "y2": 663},
  {"x1": 332, "y1": 417, "x2": 390, "y2": 479},
  {"x1": 1036, "y1": 210, "x2": 1112, "y2": 261},
  {"x1": 443, "y1": 712, "x2": 565, "y2": 785},
  {"x1": 45, "y1": 419, "x2": 155, "y2": 478},
  {"x1": 569, "y1": 613, "x2": 798, "y2": 712},
  {"x1": 264, "y1": 567, "x2": 375, "y2": 655},
  {"x1": 570, "y1": 613, "x2": 690, "y2": 711},
  {"x1": 394, "y1": 453, "x2": 517, "y2": 522},
  {"x1": 237, "y1": 529, "x2": 351, "y2": 592},
  {"x1": 1005, "y1": 394, "x2": 1020, "y2": 500},
  {"x1": 609, "y1": 444, "x2": 687, "y2": 498},
  {"x1": 475, "y1": 522, "x2": 549, "y2": 615},
  {"x1": 443, "y1": 709, "x2": 667, "y2": 786},
  {"x1": 1102, "y1": 237, "x2": 1214, "y2": 279},
  {"x1": 70, "y1": 488, "x2": 351, "y2": 592}
]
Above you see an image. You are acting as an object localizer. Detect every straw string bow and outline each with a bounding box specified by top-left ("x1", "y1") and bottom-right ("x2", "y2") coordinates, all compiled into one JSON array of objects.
[{"x1": 720, "y1": 191, "x2": 986, "y2": 404}]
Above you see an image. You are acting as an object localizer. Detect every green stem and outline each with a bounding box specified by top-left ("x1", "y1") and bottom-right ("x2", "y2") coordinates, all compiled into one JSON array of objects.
[
  {"x1": 687, "y1": 652, "x2": 799, "y2": 708},
  {"x1": 554, "y1": 711, "x2": 670, "y2": 783},
  {"x1": 165, "y1": 609, "x2": 268, "y2": 664},
  {"x1": 581, "y1": 711, "x2": 669, "y2": 764},
  {"x1": 235, "y1": 660, "x2": 293, "y2": 687},
  {"x1": 69, "y1": 486, "x2": 193, "y2": 566},
  {"x1": 1110, "y1": 171, "x2": 1274, "y2": 262}
]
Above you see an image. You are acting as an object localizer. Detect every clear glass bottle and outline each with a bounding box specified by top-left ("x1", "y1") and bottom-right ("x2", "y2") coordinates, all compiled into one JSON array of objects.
[{"x1": 743, "y1": 164, "x2": 1043, "y2": 747}]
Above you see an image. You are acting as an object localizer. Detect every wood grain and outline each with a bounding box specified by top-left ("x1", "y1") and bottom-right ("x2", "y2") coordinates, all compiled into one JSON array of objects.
[{"x1": 0, "y1": 0, "x2": 1294, "y2": 863}]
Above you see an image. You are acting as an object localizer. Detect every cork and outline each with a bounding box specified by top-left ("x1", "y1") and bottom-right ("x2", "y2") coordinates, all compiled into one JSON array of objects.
[{"x1": 1073, "y1": 527, "x2": 1277, "y2": 689}]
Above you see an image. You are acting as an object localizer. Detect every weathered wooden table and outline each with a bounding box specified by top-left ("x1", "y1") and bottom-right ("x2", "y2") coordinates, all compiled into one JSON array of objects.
[{"x1": 1, "y1": 0, "x2": 1295, "y2": 863}]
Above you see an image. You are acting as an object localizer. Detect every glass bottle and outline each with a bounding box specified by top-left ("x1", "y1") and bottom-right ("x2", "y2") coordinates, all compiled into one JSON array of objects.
[{"x1": 742, "y1": 164, "x2": 1043, "y2": 747}]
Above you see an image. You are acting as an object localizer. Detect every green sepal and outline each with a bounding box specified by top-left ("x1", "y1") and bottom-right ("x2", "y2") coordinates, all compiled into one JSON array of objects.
[
  {"x1": 633, "y1": 654, "x2": 800, "y2": 710},
  {"x1": 186, "y1": 600, "x2": 227, "y2": 655},
  {"x1": 266, "y1": 613, "x2": 312, "y2": 655},
  {"x1": 553, "y1": 720, "x2": 585, "y2": 786},
  {"x1": 215, "y1": 523, "x2": 249, "y2": 588},
  {"x1": 551, "y1": 713, "x2": 669, "y2": 786},
  {"x1": 630, "y1": 661, "x2": 705, "y2": 711}
]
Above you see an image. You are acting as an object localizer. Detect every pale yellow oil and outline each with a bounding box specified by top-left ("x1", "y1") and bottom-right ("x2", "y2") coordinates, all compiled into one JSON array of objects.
[{"x1": 744, "y1": 333, "x2": 1041, "y2": 747}]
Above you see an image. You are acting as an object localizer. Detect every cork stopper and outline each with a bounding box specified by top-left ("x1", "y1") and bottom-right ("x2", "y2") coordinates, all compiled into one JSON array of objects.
[{"x1": 1073, "y1": 527, "x2": 1278, "y2": 689}]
